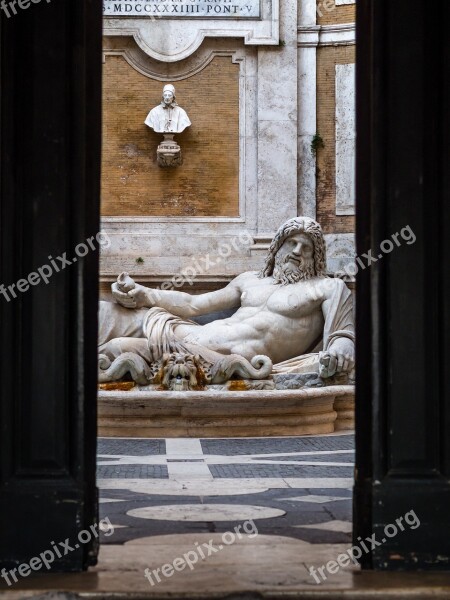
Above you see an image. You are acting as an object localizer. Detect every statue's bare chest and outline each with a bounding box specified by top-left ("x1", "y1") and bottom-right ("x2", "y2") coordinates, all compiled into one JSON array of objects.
[{"x1": 240, "y1": 279, "x2": 323, "y2": 318}]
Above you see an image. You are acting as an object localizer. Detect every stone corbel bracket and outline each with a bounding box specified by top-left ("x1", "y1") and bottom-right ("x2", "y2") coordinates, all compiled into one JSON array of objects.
[{"x1": 103, "y1": 1, "x2": 279, "y2": 63}]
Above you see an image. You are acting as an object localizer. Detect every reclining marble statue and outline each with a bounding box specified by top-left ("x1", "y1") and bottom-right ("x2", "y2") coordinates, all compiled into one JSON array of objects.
[{"x1": 98, "y1": 217, "x2": 355, "y2": 389}]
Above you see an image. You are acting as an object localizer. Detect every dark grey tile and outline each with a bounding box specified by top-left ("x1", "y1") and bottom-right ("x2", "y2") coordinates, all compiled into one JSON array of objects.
[
  {"x1": 208, "y1": 464, "x2": 353, "y2": 478},
  {"x1": 201, "y1": 435, "x2": 355, "y2": 456},
  {"x1": 97, "y1": 465, "x2": 168, "y2": 479}
]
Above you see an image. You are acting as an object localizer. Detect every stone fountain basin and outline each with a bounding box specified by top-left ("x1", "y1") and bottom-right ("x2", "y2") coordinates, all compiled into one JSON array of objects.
[{"x1": 98, "y1": 385, "x2": 354, "y2": 438}]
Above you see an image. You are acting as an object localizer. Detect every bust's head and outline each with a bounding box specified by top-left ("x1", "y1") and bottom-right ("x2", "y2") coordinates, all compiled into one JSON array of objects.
[
  {"x1": 162, "y1": 84, "x2": 176, "y2": 106},
  {"x1": 259, "y1": 217, "x2": 327, "y2": 284}
]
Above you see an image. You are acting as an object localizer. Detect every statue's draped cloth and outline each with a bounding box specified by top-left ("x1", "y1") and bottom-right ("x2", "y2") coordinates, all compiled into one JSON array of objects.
[
  {"x1": 98, "y1": 278, "x2": 354, "y2": 376},
  {"x1": 99, "y1": 302, "x2": 194, "y2": 362},
  {"x1": 99, "y1": 303, "x2": 228, "y2": 368},
  {"x1": 144, "y1": 104, "x2": 191, "y2": 134}
]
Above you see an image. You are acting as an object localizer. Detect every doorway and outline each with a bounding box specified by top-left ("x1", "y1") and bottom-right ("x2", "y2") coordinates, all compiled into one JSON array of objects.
[{"x1": 2, "y1": 0, "x2": 450, "y2": 594}]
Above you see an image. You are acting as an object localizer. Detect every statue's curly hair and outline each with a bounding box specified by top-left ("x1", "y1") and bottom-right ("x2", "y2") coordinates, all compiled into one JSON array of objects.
[{"x1": 258, "y1": 216, "x2": 327, "y2": 279}]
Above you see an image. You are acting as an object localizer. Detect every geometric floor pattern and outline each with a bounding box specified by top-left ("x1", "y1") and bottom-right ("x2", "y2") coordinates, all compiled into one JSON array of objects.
[{"x1": 98, "y1": 433, "x2": 354, "y2": 546}]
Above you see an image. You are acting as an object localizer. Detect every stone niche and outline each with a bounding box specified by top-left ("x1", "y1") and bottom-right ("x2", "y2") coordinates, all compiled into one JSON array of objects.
[
  {"x1": 100, "y1": 36, "x2": 267, "y2": 288},
  {"x1": 102, "y1": 53, "x2": 240, "y2": 218}
]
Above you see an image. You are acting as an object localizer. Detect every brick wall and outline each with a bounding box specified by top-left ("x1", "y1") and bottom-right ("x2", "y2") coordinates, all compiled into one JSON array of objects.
[
  {"x1": 316, "y1": 45, "x2": 355, "y2": 234},
  {"x1": 101, "y1": 55, "x2": 240, "y2": 217},
  {"x1": 316, "y1": 0, "x2": 355, "y2": 25}
]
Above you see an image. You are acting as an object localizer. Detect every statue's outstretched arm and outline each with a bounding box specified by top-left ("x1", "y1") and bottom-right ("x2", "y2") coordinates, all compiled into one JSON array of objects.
[{"x1": 112, "y1": 272, "x2": 242, "y2": 318}]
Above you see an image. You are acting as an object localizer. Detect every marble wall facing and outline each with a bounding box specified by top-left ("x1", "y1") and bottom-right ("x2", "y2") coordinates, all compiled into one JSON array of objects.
[{"x1": 100, "y1": 0, "x2": 356, "y2": 289}]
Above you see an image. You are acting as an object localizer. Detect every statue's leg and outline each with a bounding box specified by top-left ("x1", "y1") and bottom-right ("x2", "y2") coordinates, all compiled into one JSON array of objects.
[{"x1": 98, "y1": 300, "x2": 148, "y2": 351}]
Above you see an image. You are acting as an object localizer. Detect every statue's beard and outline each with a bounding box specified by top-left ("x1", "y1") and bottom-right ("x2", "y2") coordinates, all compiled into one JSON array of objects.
[{"x1": 272, "y1": 254, "x2": 316, "y2": 285}]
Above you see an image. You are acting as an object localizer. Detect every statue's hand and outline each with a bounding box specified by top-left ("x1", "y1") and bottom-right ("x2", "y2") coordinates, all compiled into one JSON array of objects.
[
  {"x1": 112, "y1": 279, "x2": 152, "y2": 310},
  {"x1": 319, "y1": 338, "x2": 355, "y2": 378},
  {"x1": 112, "y1": 272, "x2": 149, "y2": 309},
  {"x1": 126, "y1": 284, "x2": 154, "y2": 309},
  {"x1": 116, "y1": 272, "x2": 136, "y2": 293},
  {"x1": 112, "y1": 280, "x2": 137, "y2": 308}
]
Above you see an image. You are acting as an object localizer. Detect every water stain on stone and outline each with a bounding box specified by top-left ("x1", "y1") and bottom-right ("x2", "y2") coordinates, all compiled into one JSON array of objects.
[{"x1": 98, "y1": 381, "x2": 136, "y2": 391}]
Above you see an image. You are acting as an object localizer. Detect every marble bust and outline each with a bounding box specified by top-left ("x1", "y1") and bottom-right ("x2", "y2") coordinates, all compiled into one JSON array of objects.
[
  {"x1": 98, "y1": 217, "x2": 355, "y2": 385},
  {"x1": 144, "y1": 84, "x2": 191, "y2": 134}
]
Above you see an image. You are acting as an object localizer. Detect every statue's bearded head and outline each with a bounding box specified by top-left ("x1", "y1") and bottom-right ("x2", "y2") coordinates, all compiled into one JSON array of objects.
[{"x1": 259, "y1": 217, "x2": 327, "y2": 285}]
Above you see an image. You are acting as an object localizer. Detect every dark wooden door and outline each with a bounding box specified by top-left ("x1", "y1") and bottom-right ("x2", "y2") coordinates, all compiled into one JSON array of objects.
[
  {"x1": 354, "y1": 0, "x2": 450, "y2": 569},
  {"x1": 0, "y1": 0, "x2": 102, "y2": 570},
  {"x1": 2, "y1": 0, "x2": 450, "y2": 576}
]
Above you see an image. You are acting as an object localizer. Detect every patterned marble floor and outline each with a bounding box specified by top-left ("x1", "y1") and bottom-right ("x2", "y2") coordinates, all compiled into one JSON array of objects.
[
  {"x1": 5, "y1": 434, "x2": 450, "y2": 597},
  {"x1": 97, "y1": 433, "x2": 354, "y2": 546}
]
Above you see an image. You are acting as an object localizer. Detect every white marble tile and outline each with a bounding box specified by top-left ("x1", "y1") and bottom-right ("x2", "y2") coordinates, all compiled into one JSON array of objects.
[
  {"x1": 278, "y1": 494, "x2": 348, "y2": 504},
  {"x1": 127, "y1": 503, "x2": 285, "y2": 522},
  {"x1": 99, "y1": 498, "x2": 128, "y2": 504},
  {"x1": 284, "y1": 478, "x2": 353, "y2": 489},
  {"x1": 100, "y1": 523, "x2": 129, "y2": 530},
  {"x1": 167, "y1": 461, "x2": 213, "y2": 481},
  {"x1": 166, "y1": 438, "x2": 204, "y2": 456},
  {"x1": 98, "y1": 478, "x2": 285, "y2": 496},
  {"x1": 295, "y1": 519, "x2": 352, "y2": 533}
]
